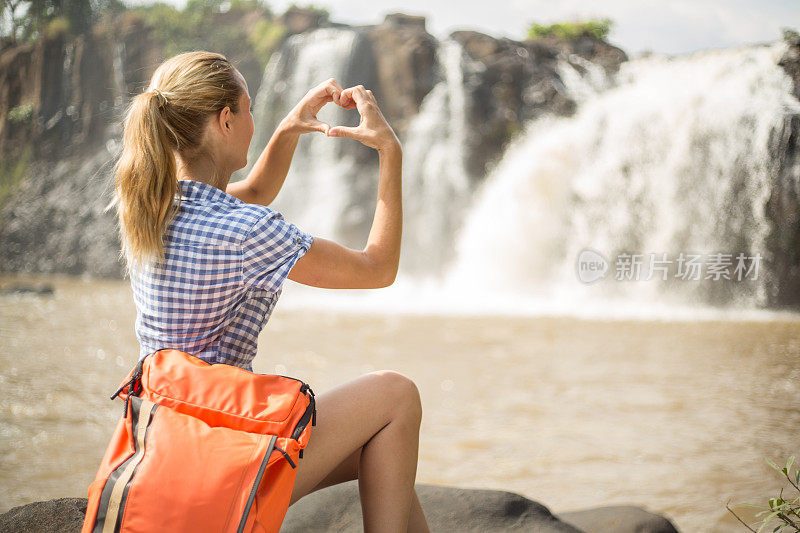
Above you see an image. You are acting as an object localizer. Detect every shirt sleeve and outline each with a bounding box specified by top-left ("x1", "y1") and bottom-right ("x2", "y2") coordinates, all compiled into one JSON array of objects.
[{"x1": 241, "y1": 210, "x2": 314, "y2": 294}]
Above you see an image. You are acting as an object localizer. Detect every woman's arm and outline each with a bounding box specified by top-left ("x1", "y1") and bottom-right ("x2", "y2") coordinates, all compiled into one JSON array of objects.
[
  {"x1": 227, "y1": 78, "x2": 345, "y2": 206},
  {"x1": 226, "y1": 119, "x2": 300, "y2": 206},
  {"x1": 288, "y1": 143, "x2": 402, "y2": 288},
  {"x1": 288, "y1": 85, "x2": 403, "y2": 289}
]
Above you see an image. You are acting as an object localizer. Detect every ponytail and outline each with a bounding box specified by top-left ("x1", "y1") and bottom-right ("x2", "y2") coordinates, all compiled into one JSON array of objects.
[
  {"x1": 114, "y1": 90, "x2": 180, "y2": 271},
  {"x1": 113, "y1": 51, "x2": 244, "y2": 273}
]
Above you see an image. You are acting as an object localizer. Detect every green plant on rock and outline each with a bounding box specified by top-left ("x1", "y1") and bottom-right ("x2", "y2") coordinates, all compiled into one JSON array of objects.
[
  {"x1": 0, "y1": 145, "x2": 33, "y2": 213},
  {"x1": 727, "y1": 456, "x2": 800, "y2": 532},
  {"x1": 1, "y1": 0, "x2": 125, "y2": 42},
  {"x1": 8, "y1": 103, "x2": 34, "y2": 124},
  {"x1": 286, "y1": 2, "x2": 329, "y2": 22},
  {"x1": 131, "y1": 0, "x2": 279, "y2": 70},
  {"x1": 249, "y1": 18, "x2": 286, "y2": 65},
  {"x1": 527, "y1": 18, "x2": 613, "y2": 41}
]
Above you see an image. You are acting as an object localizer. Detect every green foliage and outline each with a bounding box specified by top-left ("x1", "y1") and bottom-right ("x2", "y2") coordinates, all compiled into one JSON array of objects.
[
  {"x1": 0, "y1": 145, "x2": 33, "y2": 213},
  {"x1": 131, "y1": 0, "x2": 280, "y2": 71},
  {"x1": 527, "y1": 18, "x2": 613, "y2": 42},
  {"x1": 1, "y1": 0, "x2": 126, "y2": 42},
  {"x1": 249, "y1": 18, "x2": 286, "y2": 62},
  {"x1": 287, "y1": 2, "x2": 329, "y2": 22},
  {"x1": 43, "y1": 15, "x2": 70, "y2": 38},
  {"x1": 727, "y1": 456, "x2": 800, "y2": 532},
  {"x1": 8, "y1": 103, "x2": 34, "y2": 124}
]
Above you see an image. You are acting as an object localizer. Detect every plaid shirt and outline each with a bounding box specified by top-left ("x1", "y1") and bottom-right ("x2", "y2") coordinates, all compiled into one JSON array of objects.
[{"x1": 130, "y1": 179, "x2": 314, "y2": 371}]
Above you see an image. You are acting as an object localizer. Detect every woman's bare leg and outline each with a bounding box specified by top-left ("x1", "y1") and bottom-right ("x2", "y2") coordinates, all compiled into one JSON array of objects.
[
  {"x1": 288, "y1": 371, "x2": 430, "y2": 532},
  {"x1": 308, "y1": 447, "x2": 429, "y2": 532}
]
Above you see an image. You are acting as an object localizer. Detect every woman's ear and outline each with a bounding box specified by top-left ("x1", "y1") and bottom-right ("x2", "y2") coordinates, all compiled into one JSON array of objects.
[{"x1": 217, "y1": 106, "x2": 232, "y2": 133}]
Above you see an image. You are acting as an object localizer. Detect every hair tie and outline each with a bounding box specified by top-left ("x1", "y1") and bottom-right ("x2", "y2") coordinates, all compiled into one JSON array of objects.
[{"x1": 150, "y1": 88, "x2": 167, "y2": 108}]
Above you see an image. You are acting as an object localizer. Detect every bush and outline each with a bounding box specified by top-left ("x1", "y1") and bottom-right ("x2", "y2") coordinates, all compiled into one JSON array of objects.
[
  {"x1": 8, "y1": 103, "x2": 33, "y2": 124},
  {"x1": 249, "y1": 18, "x2": 286, "y2": 62},
  {"x1": 0, "y1": 145, "x2": 33, "y2": 212},
  {"x1": 131, "y1": 0, "x2": 280, "y2": 71},
  {"x1": 286, "y1": 2, "x2": 329, "y2": 22},
  {"x1": 727, "y1": 456, "x2": 800, "y2": 532},
  {"x1": 527, "y1": 18, "x2": 613, "y2": 41},
  {"x1": 43, "y1": 16, "x2": 70, "y2": 38}
]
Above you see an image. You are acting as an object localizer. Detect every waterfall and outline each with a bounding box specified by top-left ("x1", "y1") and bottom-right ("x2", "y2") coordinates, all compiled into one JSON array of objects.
[
  {"x1": 443, "y1": 42, "x2": 799, "y2": 315},
  {"x1": 112, "y1": 42, "x2": 126, "y2": 110},
  {"x1": 399, "y1": 38, "x2": 472, "y2": 277},
  {"x1": 237, "y1": 31, "x2": 800, "y2": 317},
  {"x1": 242, "y1": 27, "x2": 364, "y2": 239}
]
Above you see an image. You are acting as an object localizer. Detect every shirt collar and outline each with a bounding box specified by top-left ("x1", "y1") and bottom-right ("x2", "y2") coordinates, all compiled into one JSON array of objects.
[{"x1": 176, "y1": 179, "x2": 242, "y2": 206}]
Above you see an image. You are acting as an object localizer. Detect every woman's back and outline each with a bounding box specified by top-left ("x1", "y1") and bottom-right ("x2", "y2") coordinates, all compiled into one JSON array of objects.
[
  {"x1": 110, "y1": 50, "x2": 425, "y2": 530},
  {"x1": 131, "y1": 179, "x2": 314, "y2": 371}
]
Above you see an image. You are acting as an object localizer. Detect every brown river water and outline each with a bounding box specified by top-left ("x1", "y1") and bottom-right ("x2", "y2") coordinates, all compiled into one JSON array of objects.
[{"x1": 0, "y1": 274, "x2": 798, "y2": 532}]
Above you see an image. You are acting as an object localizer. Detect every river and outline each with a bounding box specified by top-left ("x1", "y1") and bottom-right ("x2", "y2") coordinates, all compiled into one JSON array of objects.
[{"x1": 1, "y1": 274, "x2": 798, "y2": 531}]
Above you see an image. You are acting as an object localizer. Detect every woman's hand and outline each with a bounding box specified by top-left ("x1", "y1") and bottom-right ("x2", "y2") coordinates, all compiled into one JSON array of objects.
[
  {"x1": 282, "y1": 78, "x2": 345, "y2": 135},
  {"x1": 326, "y1": 85, "x2": 400, "y2": 152}
]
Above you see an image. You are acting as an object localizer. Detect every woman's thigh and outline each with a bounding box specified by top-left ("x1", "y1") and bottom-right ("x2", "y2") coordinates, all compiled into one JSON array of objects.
[{"x1": 288, "y1": 370, "x2": 420, "y2": 506}]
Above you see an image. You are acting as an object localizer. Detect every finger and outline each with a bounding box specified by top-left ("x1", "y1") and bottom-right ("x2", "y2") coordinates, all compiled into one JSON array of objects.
[
  {"x1": 341, "y1": 85, "x2": 371, "y2": 113},
  {"x1": 305, "y1": 118, "x2": 331, "y2": 134},
  {"x1": 326, "y1": 78, "x2": 344, "y2": 105},
  {"x1": 340, "y1": 85, "x2": 368, "y2": 106},
  {"x1": 338, "y1": 86, "x2": 358, "y2": 109},
  {"x1": 327, "y1": 125, "x2": 360, "y2": 138},
  {"x1": 322, "y1": 80, "x2": 342, "y2": 106}
]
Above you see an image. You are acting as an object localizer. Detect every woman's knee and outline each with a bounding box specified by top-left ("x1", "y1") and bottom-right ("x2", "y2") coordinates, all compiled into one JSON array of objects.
[{"x1": 370, "y1": 370, "x2": 423, "y2": 424}]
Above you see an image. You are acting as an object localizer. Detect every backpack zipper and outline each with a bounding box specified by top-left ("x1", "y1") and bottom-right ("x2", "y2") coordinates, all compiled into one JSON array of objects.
[
  {"x1": 236, "y1": 434, "x2": 278, "y2": 533},
  {"x1": 276, "y1": 375, "x2": 317, "y2": 433},
  {"x1": 291, "y1": 385, "x2": 316, "y2": 441},
  {"x1": 273, "y1": 444, "x2": 296, "y2": 468}
]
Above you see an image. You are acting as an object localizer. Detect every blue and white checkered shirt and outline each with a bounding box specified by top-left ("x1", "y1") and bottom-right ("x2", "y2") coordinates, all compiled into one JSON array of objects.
[{"x1": 130, "y1": 179, "x2": 314, "y2": 371}]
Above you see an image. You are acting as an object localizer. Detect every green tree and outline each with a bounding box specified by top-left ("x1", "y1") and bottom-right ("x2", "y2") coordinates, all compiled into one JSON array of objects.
[
  {"x1": 1, "y1": 0, "x2": 125, "y2": 42},
  {"x1": 527, "y1": 18, "x2": 613, "y2": 42}
]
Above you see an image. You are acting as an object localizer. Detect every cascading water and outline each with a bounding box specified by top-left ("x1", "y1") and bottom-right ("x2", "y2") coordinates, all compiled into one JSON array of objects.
[
  {"x1": 444, "y1": 42, "x2": 799, "y2": 317},
  {"x1": 242, "y1": 27, "x2": 364, "y2": 239},
  {"x1": 397, "y1": 38, "x2": 473, "y2": 278},
  {"x1": 241, "y1": 29, "x2": 798, "y2": 317}
]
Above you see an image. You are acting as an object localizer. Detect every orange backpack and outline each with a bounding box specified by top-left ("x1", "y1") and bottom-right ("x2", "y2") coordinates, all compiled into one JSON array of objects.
[{"x1": 81, "y1": 349, "x2": 316, "y2": 533}]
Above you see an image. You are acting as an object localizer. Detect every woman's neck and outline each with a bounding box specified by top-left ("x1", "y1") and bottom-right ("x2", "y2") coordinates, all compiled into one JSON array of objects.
[{"x1": 175, "y1": 152, "x2": 230, "y2": 191}]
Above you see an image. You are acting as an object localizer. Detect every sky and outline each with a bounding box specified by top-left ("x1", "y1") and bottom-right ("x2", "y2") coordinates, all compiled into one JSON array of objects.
[{"x1": 125, "y1": 0, "x2": 800, "y2": 56}]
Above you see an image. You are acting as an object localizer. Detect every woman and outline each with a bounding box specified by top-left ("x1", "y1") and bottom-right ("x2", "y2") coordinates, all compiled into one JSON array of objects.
[{"x1": 114, "y1": 51, "x2": 429, "y2": 532}]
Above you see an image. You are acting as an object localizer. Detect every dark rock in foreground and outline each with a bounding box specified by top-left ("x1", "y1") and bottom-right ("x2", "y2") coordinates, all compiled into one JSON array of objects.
[
  {"x1": 558, "y1": 504, "x2": 680, "y2": 533},
  {"x1": 284, "y1": 482, "x2": 584, "y2": 532},
  {"x1": 0, "y1": 483, "x2": 679, "y2": 532},
  {"x1": 282, "y1": 481, "x2": 679, "y2": 532},
  {"x1": 0, "y1": 498, "x2": 87, "y2": 533}
]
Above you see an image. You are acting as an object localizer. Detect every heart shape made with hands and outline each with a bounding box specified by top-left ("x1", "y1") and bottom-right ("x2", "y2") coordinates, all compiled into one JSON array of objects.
[{"x1": 296, "y1": 84, "x2": 370, "y2": 139}]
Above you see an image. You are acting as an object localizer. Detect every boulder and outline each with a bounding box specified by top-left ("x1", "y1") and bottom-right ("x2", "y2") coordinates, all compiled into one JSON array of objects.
[
  {"x1": 0, "y1": 484, "x2": 680, "y2": 532},
  {"x1": 0, "y1": 498, "x2": 87, "y2": 533},
  {"x1": 282, "y1": 481, "x2": 679, "y2": 532}
]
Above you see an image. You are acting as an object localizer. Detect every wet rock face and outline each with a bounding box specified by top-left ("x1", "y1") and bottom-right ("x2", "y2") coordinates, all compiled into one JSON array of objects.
[
  {"x1": 363, "y1": 14, "x2": 439, "y2": 139},
  {"x1": 0, "y1": 20, "x2": 161, "y2": 165},
  {"x1": 779, "y1": 30, "x2": 800, "y2": 101},
  {"x1": 771, "y1": 31, "x2": 800, "y2": 307},
  {"x1": 451, "y1": 30, "x2": 628, "y2": 182},
  {"x1": 0, "y1": 148, "x2": 125, "y2": 277}
]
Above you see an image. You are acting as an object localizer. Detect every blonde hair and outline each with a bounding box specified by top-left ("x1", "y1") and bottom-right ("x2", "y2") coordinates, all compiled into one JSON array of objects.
[{"x1": 114, "y1": 51, "x2": 245, "y2": 272}]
